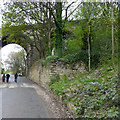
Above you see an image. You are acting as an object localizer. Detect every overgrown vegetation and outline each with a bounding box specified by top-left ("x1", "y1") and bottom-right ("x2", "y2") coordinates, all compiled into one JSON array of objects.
[
  {"x1": 48, "y1": 64, "x2": 119, "y2": 119},
  {"x1": 2, "y1": 1, "x2": 119, "y2": 119},
  {"x1": 41, "y1": 56, "x2": 59, "y2": 67},
  {"x1": 2, "y1": 2, "x2": 119, "y2": 70}
]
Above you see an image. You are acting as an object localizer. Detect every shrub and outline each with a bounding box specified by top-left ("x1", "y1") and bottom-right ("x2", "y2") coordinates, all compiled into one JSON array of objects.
[
  {"x1": 41, "y1": 55, "x2": 58, "y2": 67},
  {"x1": 48, "y1": 74, "x2": 60, "y2": 86}
]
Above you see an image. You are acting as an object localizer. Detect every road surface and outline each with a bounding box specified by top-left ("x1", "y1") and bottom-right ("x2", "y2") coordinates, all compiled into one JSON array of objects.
[{"x1": 0, "y1": 75, "x2": 50, "y2": 118}]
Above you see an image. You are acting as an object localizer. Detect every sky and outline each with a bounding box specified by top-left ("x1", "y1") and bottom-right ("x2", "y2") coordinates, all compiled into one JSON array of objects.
[
  {"x1": 1, "y1": 44, "x2": 24, "y2": 69},
  {"x1": 0, "y1": 0, "x2": 3, "y2": 28},
  {"x1": 0, "y1": 0, "x2": 117, "y2": 28}
]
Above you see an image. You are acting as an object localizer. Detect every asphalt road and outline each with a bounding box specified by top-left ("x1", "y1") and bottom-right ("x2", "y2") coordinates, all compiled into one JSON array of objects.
[{"x1": 0, "y1": 75, "x2": 50, "y2": 118}]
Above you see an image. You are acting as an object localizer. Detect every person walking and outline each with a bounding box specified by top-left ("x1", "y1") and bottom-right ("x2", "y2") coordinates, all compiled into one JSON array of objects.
[
  {"x1": 6, "y1": 73, "x2": 10, "y2": 83},
  {"x1": 14, "y1": 73, "x2": 18, "y2": 83},
  {"x1": 2, "y1": 74, "x2": 6, "y2": 83}
]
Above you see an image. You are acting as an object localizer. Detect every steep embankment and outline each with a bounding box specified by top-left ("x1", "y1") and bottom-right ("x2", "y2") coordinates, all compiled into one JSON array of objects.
[{"x1": 49, "y1": 65, "x2": 119, "y2": 119}]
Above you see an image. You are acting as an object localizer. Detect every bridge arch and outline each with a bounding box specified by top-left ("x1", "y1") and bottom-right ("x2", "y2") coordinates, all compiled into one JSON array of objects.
[
  {"x1": 1, "y1": 44, "x2": 26, "y2": 74},
  {"x1": 1, "y1": 33, "x2": 30, "y2": 51},
  {"x1": 1, "y1": 33, "x2": 33, "y2": 76}
]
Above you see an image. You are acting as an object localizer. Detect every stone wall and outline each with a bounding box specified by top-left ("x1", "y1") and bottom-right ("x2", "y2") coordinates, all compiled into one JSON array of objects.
[
  {"x1": 28, "y1": 58, "x2": 86, "y2": 114},
  {"x1": 28, "y1": 58, "x2": 86, "y2": 88}
]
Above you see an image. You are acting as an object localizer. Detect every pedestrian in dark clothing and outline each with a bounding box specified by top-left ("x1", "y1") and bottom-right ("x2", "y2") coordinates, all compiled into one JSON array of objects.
[
  {"x1": 6, "y1": 74, "x2": 10, "y2": 83},
  {"x1": 14, "y1": 73, "x2": 18, "y2": 83},
  {"x1": 2, "y1": 74, "x2": 6, "y2": 83}
]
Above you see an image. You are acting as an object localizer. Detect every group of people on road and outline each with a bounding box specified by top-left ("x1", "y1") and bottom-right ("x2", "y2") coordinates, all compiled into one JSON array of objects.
[
  {"x1": 2, "y1": 73, "x2": 10, "y2": 83},
  {"x1": 2, "y1": 73, "x2": 18, "y2": 83}
]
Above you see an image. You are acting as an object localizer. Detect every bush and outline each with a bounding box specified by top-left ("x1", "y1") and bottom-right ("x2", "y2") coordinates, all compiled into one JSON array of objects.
[
  {"x1": 58, "y1": 50, "x2": 88, "y2": 69},
  {"x1": 48, "y1": 74, "x2": 60, "y2": 86},
  {"x1": 41, "y1": 55, "x2": 58, "y2": 67}
]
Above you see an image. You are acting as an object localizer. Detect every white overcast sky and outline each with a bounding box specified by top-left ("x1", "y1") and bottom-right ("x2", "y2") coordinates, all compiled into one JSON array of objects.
[
  {"x1": 0, "y1": 0, "x2": 118, "y2": 28},
  {"x1": 1, "y1": 44, "x2": 24, "y2": 69}
]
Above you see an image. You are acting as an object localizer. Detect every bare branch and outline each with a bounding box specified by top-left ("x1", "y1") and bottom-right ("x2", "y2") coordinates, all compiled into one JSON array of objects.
[
  {"x1": 67, "y1": 2, "x2": 82, "y2": 20},
  {"x1": 65, "y1": 0, "x2": 78, "y2": 20}
]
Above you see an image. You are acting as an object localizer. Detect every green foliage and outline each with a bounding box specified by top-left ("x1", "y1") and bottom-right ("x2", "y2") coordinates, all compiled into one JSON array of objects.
[
  {"x1": 1, "y1": 68, "x2": 5, "y2": 74},
  {"x1": 83, "y1": 78, "x2": 102, "y2": 83},
  {"x1": 59, "y1": 50, "x2": 88, "y2": 68},
  {"x1": 67, "y1": 38, "x2": 82, "y2": 53},
  {"x1": 50, "y1": 74, "x2": 69, "y2": 96},
  {"x1": 48, "y1": 65, "x2": 119, "y2": 119},
  {"x1": 50, "y1": 80, "x2": 65, "y2": 96},
  {"x1": 73, "y1": 74, "x2": 118, "y2": 119},
  {"x1": 63, "y1": 2, "x2": 118, "y2": 69},
  {"x1": 45, "y1": 56, "x2": 59, "y2": 62},
  {"x1": 2, "y1": 24, "x2": 28, "y2": 48},
  {"x1": 48, "y1": 74, "x2": 60, "y2": 86},
  {"x1": 2, "y1": 2, "x2": 119, "y2": 68},
  {"x1": 41, "y1": 55, "x2": 58, "y2": 67},
  {"x1": 64, "y1": 21, "x2": 83, "y2": 55},
  {"x1": 59, "y1": 54, "x2": 75, "y2": 64},
  {"x1": 2, "y1": 2, "x2": 56, "y2": 59},
  {"x1": 4, "y1": 49, "x2": 26, "y2": 74}
]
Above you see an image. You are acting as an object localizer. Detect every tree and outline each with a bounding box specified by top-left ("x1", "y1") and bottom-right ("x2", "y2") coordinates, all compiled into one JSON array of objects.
[
  {"x1": 2, "y1": 1, "x2": 79, "y2": 59},
  {"x1": 64, "y1": 2, "x2": 118, "y2": 69},
  {"x1": 2, "y1": 1, "x2": 118, "y2": 70},
  {"x1": 98, "y1": 2, "x2": 118, "y2": 65},
  {"x1": 4, "y1": 50, "x2": 26, "y2": 74},
  {"x1": 2, "y1": 2, "x2": 54, "y2": 58},
  {"x1": 1, "y1": 68, "x2": 5, "y2": 74},
  {"x1": 42, "y1": 1, "x2": 79, "y2": 57},
  {"x1": 118, "y1": 2, "x2": 120, "y2": 79},
  {"x1": 55, "y1": 1, "x2": 62, "y2": 57},
  {"x1": 73, "y1": 2, "x2": 102, "y2": 71}
]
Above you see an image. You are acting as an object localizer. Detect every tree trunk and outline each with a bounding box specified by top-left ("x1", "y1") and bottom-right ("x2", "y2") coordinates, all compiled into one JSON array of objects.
[
  {"x1": 48, "y1": 3, "x2": 52, "y2": 55},
  {"x1": 88, "y1": 24, "x2": 91, "y2": 72},
  {"x1": 55, "y1": 1, "x2": 63, "y2": 58},
  {"x1": 118, "y1": 2, "x2": 120, "y2": 80},
  {"x1": 111, "y1": 3, "x2": 115, "y2": 67}
]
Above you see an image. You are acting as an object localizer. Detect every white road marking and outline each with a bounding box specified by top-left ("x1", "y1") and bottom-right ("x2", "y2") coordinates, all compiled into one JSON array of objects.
[{"x1": 0, "y1": 83, "x2": 34, "y2": 89}]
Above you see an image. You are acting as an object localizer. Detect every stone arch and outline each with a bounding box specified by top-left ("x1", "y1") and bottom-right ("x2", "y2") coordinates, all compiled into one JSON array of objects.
[
  {"x1": 1, "y1": 33, "x2": 32, "y2": 76},
  {"x1": 1, "y1": 33, "x2": 29, "y2": 51}
]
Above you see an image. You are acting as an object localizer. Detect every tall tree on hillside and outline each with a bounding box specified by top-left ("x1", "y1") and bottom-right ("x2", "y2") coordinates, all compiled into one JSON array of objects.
[
  {"x1": 72, "y1": 2, "x2": 119, "y2": 69},
  {"x1": 41, "y1": 1, "x2": 63, "y2": 57},
  {"x1": 76, "y1": 2, "x2": 99, "y2": 71},
  {"x1": 111, "y1": 2, "x2": 115, "y2": 67},
  {"x1": 118, "y1": 2, "x2": 120, "y2": 79},
  {"x1": 100, "y1": 2, "x2": 118, "y2": 65},
  {"x1": 41, "y1": 1, "x2": 78, "y2": 57},
  {"x1": 55, "y1": 1, "x2": 62, "y2": 57}
]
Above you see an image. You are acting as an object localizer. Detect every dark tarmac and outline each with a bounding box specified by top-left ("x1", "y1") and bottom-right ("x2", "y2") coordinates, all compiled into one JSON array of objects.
[{"x1": 0, "y1": 75, "x2": 49, "y2": 118}]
